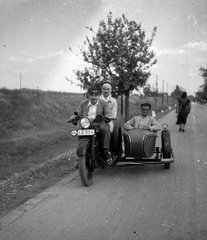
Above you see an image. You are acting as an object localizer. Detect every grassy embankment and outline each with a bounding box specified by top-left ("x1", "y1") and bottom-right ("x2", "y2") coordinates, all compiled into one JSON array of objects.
[{"x1": 0, "y1": 88, "x2": 176, "y2": 182}]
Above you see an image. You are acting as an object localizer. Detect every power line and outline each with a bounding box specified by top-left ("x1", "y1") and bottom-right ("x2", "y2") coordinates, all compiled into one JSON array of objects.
[
  {"x1": 20, "y1": 0, "x2": 84, "y2": 38},
  {"x1": 44, "y1": 0, "x2": 87, "y2": 29}
]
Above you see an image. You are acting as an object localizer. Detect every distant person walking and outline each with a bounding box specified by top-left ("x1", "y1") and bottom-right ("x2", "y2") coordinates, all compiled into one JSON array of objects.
[{"x1": 176, "y1": 91, "x2": 191, "y2": 132}]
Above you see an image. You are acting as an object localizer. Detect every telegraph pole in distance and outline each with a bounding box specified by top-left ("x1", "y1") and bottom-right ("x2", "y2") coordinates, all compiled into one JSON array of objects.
[
  {"x1": 155, "y1": 75, "x2": 158, "y2": 112},
  {"x1": 172, "y1": 86, "x2": 174, "y2": 103},
  {"x1": 162, "y1": 80, "x2": 165, "y2": 105}
]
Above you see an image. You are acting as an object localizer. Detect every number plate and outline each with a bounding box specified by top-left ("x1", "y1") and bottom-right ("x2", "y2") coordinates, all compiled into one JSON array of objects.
[{"x1": 77, "y1": 129, "x2": 95, "y2": 136}]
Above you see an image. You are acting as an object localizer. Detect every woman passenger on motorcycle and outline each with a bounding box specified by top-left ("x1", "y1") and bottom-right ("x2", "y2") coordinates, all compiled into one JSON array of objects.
[
  {"x1": 100, "y1": 82, "x2": 117, "y2": 118},
  {"x1": 69, "y1": 84, "x2": 113, "y2": 163},
  {"x1": 100, "y1": 82, "x2": 123, "y2": 156},
  {"x1": 123, "y1": 103, "x2": 161, "y2": 132},
  {"x1": 99, "y1": 82, "x2": 117, "y2": 132}
]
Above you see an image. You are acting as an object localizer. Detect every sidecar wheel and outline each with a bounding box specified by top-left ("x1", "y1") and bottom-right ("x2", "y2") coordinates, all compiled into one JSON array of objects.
[
  {"x1": 164, "y1": 163, "x2": 171, "y2": 169},
  {"x1": 110, "y1": 120, "x2": 123, "y2": 155},
  {"x1": 78, "y1": 156, "x2": 93, "y2": 187},
  {"x1": 161, "y1": 129, "x2": 172, "y2": 158}
]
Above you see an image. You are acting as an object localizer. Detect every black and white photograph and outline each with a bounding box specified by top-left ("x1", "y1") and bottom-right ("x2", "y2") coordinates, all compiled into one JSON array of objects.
[{"x1": 0, "y1": 0, "x2": 207, "y2": 239}]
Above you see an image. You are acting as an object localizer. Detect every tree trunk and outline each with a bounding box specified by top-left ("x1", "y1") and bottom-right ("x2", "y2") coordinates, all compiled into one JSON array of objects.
[
  {"x1": 121, "y1": 94, "x2": 123, "y2": 116},
  {"x1": 125, "y1": 92, "x2": 130, "y2": 122}
]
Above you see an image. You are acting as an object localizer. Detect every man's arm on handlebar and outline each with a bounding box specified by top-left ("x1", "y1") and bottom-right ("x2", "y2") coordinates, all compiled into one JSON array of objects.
[{"x1": 68, "y1": 112, "x2": 80, "y2": 125}]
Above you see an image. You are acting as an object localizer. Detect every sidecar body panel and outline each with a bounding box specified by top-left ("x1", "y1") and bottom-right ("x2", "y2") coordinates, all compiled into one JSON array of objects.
[{"x1": 123, "y1": 129, "x2": 156, "y2": 158}]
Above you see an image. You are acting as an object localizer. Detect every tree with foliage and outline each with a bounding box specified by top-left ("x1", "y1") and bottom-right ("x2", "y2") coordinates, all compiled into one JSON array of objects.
[
  {"x1": 199, "y1": 67, "x2": 207, "y2": 79},
  {"x1": 195, "y1": 67, "x2": 207, "y2": 102},
  {"x1": 74, "y1": 12, "x2": 157, "y2": 121},
  {"x1": 199, "y1": 67, "x2": 207, "y2": 98},
  {"x1": 143, "y1": 86, "x2": 153, "y2": 97},
  {"x1": 171, "y1": 85, "x2": 182, "y2": 99}
]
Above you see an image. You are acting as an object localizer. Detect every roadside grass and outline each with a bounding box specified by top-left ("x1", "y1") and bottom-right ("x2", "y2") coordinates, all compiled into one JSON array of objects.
[
  {"x1": 0, "y1": 88, "x2": 85, "y2": 138},
  {"x1": 0, "y1": 88, "x2": 84, "y2": 181},
  {"x1": 0, "y1": 88, "x2": 176, "y2": 182}
]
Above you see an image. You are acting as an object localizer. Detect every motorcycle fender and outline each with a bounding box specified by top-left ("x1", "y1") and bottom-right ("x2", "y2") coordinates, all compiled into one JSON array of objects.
[{"x1": 76, "y1": 139, "x2": 90, "y2": 156}]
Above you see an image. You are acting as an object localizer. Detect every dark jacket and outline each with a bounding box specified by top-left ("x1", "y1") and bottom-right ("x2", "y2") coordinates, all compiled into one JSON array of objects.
[
  {"x1": 75, "y1": 99, "x2": 112, "y2": 119},
  {"x1": 178, "y1": 97, "x2": 191, "y2": 115}
]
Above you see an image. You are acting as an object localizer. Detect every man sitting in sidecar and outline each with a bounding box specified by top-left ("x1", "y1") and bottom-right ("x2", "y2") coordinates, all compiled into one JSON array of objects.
[
  {"x1": 121, "y1": 102, "x2": 174, "y2": 169},
  {"x1": 122, "y1": 102, "x2": 161, "y2": 159},
  {"x1": 123, "y1": 102, "x2": 161, "y2": 132}
]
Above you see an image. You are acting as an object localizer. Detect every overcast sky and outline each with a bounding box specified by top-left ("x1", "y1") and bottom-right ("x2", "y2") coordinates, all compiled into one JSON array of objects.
[{"x1": 0, "y1": 0, "x2": 207, "y2": 95}]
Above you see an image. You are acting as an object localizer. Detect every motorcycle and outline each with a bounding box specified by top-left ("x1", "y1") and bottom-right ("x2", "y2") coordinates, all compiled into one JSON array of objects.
[{"x1": 69, "y1": 115, "x2": 174, "y2": 187}]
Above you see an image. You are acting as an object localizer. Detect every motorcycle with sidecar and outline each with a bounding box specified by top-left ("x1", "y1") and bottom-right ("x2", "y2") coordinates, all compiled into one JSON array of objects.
[{"x1": 69, "y1": 115, "x2": 174, "y2": 187}]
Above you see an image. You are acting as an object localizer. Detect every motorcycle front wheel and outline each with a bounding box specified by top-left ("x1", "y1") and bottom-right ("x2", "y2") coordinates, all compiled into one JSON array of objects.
[{"x1": 78, "y1": 155, "x2": 94, "y2": 186}]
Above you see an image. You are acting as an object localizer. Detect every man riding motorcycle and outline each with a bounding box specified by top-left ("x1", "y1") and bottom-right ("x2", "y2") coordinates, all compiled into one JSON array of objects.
[{"x1": 69, "y1": 84, "x2": 113, "y2": 163}]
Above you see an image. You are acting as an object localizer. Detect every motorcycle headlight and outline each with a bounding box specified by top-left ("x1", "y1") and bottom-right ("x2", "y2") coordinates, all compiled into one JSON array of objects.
[{"x1": 80, "y1": 117, "x2": 91, "y2": 129}]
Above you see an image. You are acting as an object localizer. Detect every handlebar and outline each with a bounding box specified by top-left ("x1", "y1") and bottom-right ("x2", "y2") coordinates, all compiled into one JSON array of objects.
[
  {"x1": 68, "y1": 114, "x2": 112, "y2": 125},
  {"x1": 68, "y1": 117, "x2": 78, "y2": 125},
  {"x1": 68, "y1": 112, "x2": 79, "y2": 125}
]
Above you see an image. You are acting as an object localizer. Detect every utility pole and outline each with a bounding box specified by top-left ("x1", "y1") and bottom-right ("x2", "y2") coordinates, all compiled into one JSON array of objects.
[
  {"x1": 172, "y1": 86, "x2": 174, "y2": 103},
  {"x1": 155, "y1": 75, "x2": 158, "y2": 111},
  {"x1": 167, "y1": 82, "x2": 169, "y2": 104},
  {"x1": 162, "y1": 80, "x2": 165, "y2": 105}
]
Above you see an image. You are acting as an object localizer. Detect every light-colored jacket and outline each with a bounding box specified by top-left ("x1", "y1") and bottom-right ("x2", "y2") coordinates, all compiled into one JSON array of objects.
[
  {"x1": 123, "y1": 115, "x2": 161, "y2": 132},
  {"x1": 99, "y1": 95, "x2": 117, "y2": 118}
]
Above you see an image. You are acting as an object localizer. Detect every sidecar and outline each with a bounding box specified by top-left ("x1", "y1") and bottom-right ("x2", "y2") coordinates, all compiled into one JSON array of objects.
[{"x1": 119, "y1": 123, "x2": 174, "y2": 169}]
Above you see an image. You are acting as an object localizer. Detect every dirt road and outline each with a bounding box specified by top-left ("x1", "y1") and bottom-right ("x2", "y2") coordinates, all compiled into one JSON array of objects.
[{"x1": 0, "y1": 103, "x2": 207, "y2": 240}]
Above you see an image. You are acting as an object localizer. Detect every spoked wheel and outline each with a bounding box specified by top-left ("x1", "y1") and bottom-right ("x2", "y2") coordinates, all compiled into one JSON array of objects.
[
  {"x1": 161, "y1": 129, "x2": 172, "y2": 170},
  {"x1": 164, "y1": 163, "x2": 171, "y2": 169},
  {"x1": 78, "y1": 154, "x2": 94, "y2": 187},
  {"x1": 110, "y1": 120, "x2": 123, "y2": 156}
]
